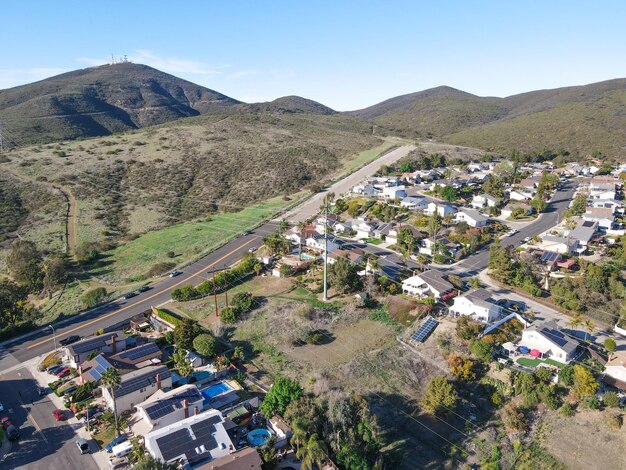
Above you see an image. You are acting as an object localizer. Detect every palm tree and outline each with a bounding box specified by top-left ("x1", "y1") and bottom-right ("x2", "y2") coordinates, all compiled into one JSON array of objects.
[
  {"x1": 101, "y1": 368, "x2": 121, "y2": 436},
  {"x1": 278, "y1": 219, "x2": 290, "y2": 235},
  {"x1": 289, "y1": 418, "x2": 309, "y2": 457},
  {"x1": 583, "y1": 319, "x2": 595, "y2": 342},
  {"x1": 297, "y1": 221, "x2": 306, "y2": 260},
  {"x1": 568, "y1": 314, "x2": 584, "y2": 338},
  {"x1": 297, "y1": 433, "x2": 328, "y2": 470}
]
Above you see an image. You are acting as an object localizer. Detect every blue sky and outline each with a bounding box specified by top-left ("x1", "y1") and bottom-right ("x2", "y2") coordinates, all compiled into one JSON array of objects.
[{"x1": 1, "y1": 1, "x2": 625, "y2": 110}]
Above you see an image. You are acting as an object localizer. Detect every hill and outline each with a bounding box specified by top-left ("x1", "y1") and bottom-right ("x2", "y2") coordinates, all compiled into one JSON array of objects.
[
  {"x1": 0, "y1": 62, "x2": 240, "y2": 144},
  {"x1": 351, "y1": 79, "x2": 626, "y2": 158},
  {"x1": 239, "y1": 95, "x2": 337, "y2": 115}
]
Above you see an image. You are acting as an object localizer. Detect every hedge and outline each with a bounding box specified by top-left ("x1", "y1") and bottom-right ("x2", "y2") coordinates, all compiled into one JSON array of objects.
[
  {"x1": 153, "y1": 307, "x2": 183, "y2": 327},
  {"x1": 172, "y1": 255, "x2": 259, "y2": 302}
]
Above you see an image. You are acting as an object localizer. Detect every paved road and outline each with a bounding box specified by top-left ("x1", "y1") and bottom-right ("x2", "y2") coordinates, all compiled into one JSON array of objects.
[
  {"x1": 0, "y1": 368, "x2": 99, "y2": 470},
  {"x1": 283, "y1": 144, "x2": 416, "y2": 223},
  {"x1": 1, "y1": 224, "x2": 276, "y2": 366}
]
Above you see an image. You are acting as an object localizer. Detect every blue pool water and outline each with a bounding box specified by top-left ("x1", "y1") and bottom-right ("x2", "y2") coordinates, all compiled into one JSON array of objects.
[
  {"x1": 247, "y1": 428, "x2": 271, "y2": 447},
  {"x1": 201, "y1": 381, "x2": 231, "y2": 400}
]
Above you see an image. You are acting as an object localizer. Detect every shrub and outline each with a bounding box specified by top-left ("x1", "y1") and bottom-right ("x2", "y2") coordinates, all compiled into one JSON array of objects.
[
  {"x1": 582, "y1": 395, "x2": 601, "y2": 410},
  {"x1": 146, "y1": 262, "x2": 176, "y2": 278},
  {"x1": 38, "y1": 352, "x2": 61, "y2": 371},
  {"x1": 82, "y1": 287, "x2": 107, "y2": 308},
  {"x1": 153, "y1": 308, "x2": 182, "y2": 327},
  {"x1": 448, "y1": 353, "x2": 476, "y2": 381},
  {"x1": 455, "y1": 317, "x2": 482, "y2": 340},
  {"x1": 469, "y1": 339, "x2": 493, "y2": 362},
  {"x1": 558, "y1": 365, "x2": 574, "y2": 386},
  {"x1": 606, "y1": 414, "x2": 623, "y2": 430},
  {"x1": 535, "y1": 367, "x2": 553, "y2": 383},
  {"x1": 491, "y1": 391, "x2": 504, "y2": 408},
  {"x1": 171, "y1": 284, "x2": 199, "y2": 301},
  {"x1": 231, "y1": 292, "x2": 256, "y2": 313},
  {"x1": 604, "y1": 338, "x2": 617, "y2": 353},
  {"x1": 220, "y1": 307, "x2": 238, "y2": 324},
  {"x1": 502, "y1": 404, "x2": 528, "y2": 432},
  {"x1": 193, "y1": 333, "x2": 217, "y2": 357},
  {"x1": 560, "y1": 402, "x2": 575, "y2": 417},
  {"x1": 603, "y1": 391, "x2": 620, "y2": 408}
]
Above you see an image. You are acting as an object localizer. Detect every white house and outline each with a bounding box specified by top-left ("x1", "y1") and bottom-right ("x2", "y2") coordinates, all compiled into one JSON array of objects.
[
  {"x1": 269, "y1": 415, "x2": 293, "y2": 448},
  {"x1": 589, "y1": 182, "x2": 617, "y2": 200},
  {"x1": 351, "y1": 219, "x2": 378, "y2": 239},
  {"x1": 501, "y1": 203, "x2": 532, "y2": 219},
  {"x1": 583, "y1": 207, "x2": 615, "y2": 230},
  {"x1": 455, "y1": 209, "x2": 488, "y2": 227},
  {"x1": 449, "y1": 288, "x2": 501, "y2": 323},
  {"x1": 102, "y1": 365, "x2": 172, "y2": 413},
  {"x1": 508, "y1": 189, "x2": 534, "y2": 201},
  {"x1": 569, "y1": 220, "x2": 597, "y2": 250},
  {"x1": 589, "y1": 199, "x2": 620, "y2": 212},
  {"x1": 305, "y1": 234, "x2": 340, "y2": 252},
  {"x1": 382, "y1": 185, "x2": 407, "y2": 200},
  {"x1": 536, "y1": 235, "x2": 577, "y2": 255},
  {"x1": 519, "y1": 321, "x2": 578, "y2": 364},
  {"x1": 425, "y1": 202, "x2": 457, "y2": 217},
  {"x1": 144, "y1": 410, "x2": 234, "y2": 465},
  {"x1": 603, "y1": 351, "x2": 626, "y2": 390},
  {"x1": 471, "y1": 194, "x2": 498, "y2": 209},
  {"x1": 135, "y1": 384, "x2": 204, "y2": 432},
  {"x1": 400, "y1": 196, "x2": 428, "y2": 211},
  {"x1": 402, "y1": 270, "x2": 454, "y2": 300}
]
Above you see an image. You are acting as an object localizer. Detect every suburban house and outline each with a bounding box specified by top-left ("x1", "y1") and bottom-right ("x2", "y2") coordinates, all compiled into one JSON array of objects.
[
  {"x1": 455, "y1": 209, "x2": 488, "y2": 227},
  {"x1": 589, "y1": 182, "x2": 617, "y2": 200},
  {"x1": 286, "y1": 226, "x2": 319, "y2": 245},
  {"x1": 471, "y1": 194, "x2": 498, "y2": 209},
  {"x1": 79, "y1": 342, "x2": 162, "y2": 384},
  {"x1": 519, "y1": 321, "x2": 579, "y2": 364},
  {"x1": 425, "y1": 202, "x2": 457, "y2": 217},
  {"x1": 134, "y1": 384, "x2": 204, "y2": 432},
  {"x1": 508, "y1": 189, "x2": 534, "y2": 202},
  {"x1": 269, "y1": 415, "x2": 293, "y2": 447},
  {"x1": 570, "y1": 220, "x2": 598, "y2": 251},
  {"x1": 67, "y1": 331, "x2": 128, "y2": 368},
  {"x1": 583, "y1": 207, "x2": 615, "y2": 230},
  {"x1": 400, "y1": 196, "x2": 429, "y2": 211},
  {"x1": 449, "y1": 288, "x2": 501, "y2": 323},
  {"x1": 144, "y1": 410, "x2": 234, "y2": 466},
  {"x1": 602, "y1": 351, "x2": 626, "y2": 391},
  {"x1": 402, "y1": 270, "x2": 455, "y2": 300},
  {"x1": 589, "y1": 199, "x2": 621, "y2": 212},
  {"x1": 102, "y1": 365, "x2": 172, "y2": 413},
  {"x1": 328, "y1": 248, "x2": 363, "y2": 265},
  {"x1": 501, "y1": 203, "x2": 532, "y2": 219},
  {"x1": 536, "y1": 235, "x2": 577, "y2": 255},
  {"x1": 305, "y1": 234, "x2": 340, "y2": 253},
  {"x1": 350, "y1": 218, "x2": 378, "y2": 239},
  {"x1": 194, "y1": 447, "x2": 262, "y2": 470},
  {"x1": 374, "y1": 222, "x2": 396, "y2": 241},
  {"x1": 313, "y1": 214, "x2": 339, "y2": 233},
  {"x1": 519, "y1": 177, "x2": 540, "y2": 190},
  {"x1": 419, "y1": 237, "x2": 461, "y2": 257},
  {"x1": 382, "y1": 185, "x2": 407, "y2": 200}
]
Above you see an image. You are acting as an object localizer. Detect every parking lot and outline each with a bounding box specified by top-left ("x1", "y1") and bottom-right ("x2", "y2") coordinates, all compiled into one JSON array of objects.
[{"x1": 0, "y1": 366, "x2": 99, "y2": 470}]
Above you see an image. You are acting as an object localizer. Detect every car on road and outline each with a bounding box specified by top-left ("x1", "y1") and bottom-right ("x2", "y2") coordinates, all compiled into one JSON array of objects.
[
  {"x1": 105, "y1": 434, "x2": 128, "y2": 453},
  {"x1": 137, "y1": 285, "x2": 151, "y2": 293},
  {"x1": 507, "y1": 229, "x2": 518, "y2": 236},
  {"x1": 52, "y1": 409, "x2": 67, "y2": 421},
  {"x1": 123, "y1": 292, "x2": 138, "y2": 299},
  {"x1": 522, "y1": 236, "x2": 531, "y2": 243},
  {"x1": 76, "y1": 438, "x2": 91, "y2": 454},
  {"x1": 56, "y1": 367, "x2": 71, "y2": 377},
  {"x1": 169, "y1": 270, "x2": 183, "y2": 277},
  {"x1": 60, "y1": 335, "x2": 80, "y2": 346}
]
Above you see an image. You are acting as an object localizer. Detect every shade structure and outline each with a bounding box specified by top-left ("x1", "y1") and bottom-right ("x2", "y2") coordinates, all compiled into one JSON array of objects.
[
  {"x1": 530, "y1": 349, "x2": 541, "y2": 357},
  {"x1": 518, "y1": 346, "x2": 530, "y2": 354}
]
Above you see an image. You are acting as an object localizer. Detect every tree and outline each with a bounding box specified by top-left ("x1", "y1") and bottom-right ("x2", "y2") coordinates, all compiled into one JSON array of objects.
[
  {"x1": 231, "y1": 291, "x2": 255, "y2": 313},
  {"x1": 75, "y1": 241, "x2": 100, "y2": 264},
  {"x1": 297, "y1": 434, "x2": 328, "y2": 470},
  {"x1": 279, "y1": 264, "x2": 293, "y2": 277},
  {"x1": 469, "y1": 339, "x2": 493, "y2": 363},
  {"x1": 583, "y1": 319, "x2": 595, "y2": 342},
  {"x1": 132, "y1": 455, "x2": 175, "y2": 470},
  {"x1": 421, "y1": 375, "x2": 457, "y2": 416},
  {"x1": 7, "y1": 240, "x2": 43, "y2": 292},
  {"x1": 42, "y1": 255, "x2": 68, "y2": 298},
  {"x1": 440, "y1": 185, "x2": 458, "y2": 202},
  {"x1": 428, "y1": 211, "x2": 442, "y2": 238},
  {"x1": 396, "y1": 227, "x2": 416, "y2": 258},
  {"x1": 193, "y1": 333, "x2": 217, "y2": 357},
  {"x1": 263, "y1": 232, "x2": 291, "y2": 256},
  {"x1": 0, "y1": 280, "x2": 37, "y2": 327},
  {"x1": 502, "y1": 404, "x2": 527, "y2": 432},
  {"x1": 100, "y1": 368, "x2": 121, "y2": 436},
  {"x1": 173, "y1": 318, "x2": 201, "y2": 351},
  {"x1": 329, "y1": 256, "x2": 362, "y2": 294},
  {"x1": 290, "y1": 418, "x2": 310, "y2": 457},
  {"x1": 455, "y1": 317, "x2": 482, "y2": 340},
  {"x1": 448, "y1": 353, "x2": 476, "y2": 381},
  {"x1": 572, "y1": 364, "x2": 599, "y2": 398},
  {"x1": 231, "y1": 345, "x2": 245, "y2": 362},
  {"x1": 172, "y1": 349, "x2": 194, "y2": 377},
  {"x1": 558, "y1": 365, "x2": 574, "y2": 386},
  {"x1": 260, "y1": 376, "x2": 303, "y2": 416},
  {"x1": 81, "y1": 287, "x2": 107, "y2": 308},
  {"x1": 219, "y1": 307, "x2": 238, "y2": 324},
  {"x1": 604, "y1": 338, "x2": 617, "y2": 353}
]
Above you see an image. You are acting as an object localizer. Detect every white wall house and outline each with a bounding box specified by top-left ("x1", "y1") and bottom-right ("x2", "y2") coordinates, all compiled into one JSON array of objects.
[
  {"x1": 102, "y1": 365, "x2": 172, "y2": 413},
  {"x1": 508, "y1": 189, "x2": 534, "y2": 201},
  {"x1": 382, "y1": 185, "x2": 407, "y2": 200},
  {"x1": 449, "y1": 288, "x2": 501, "y2": 323},
  {"x1": 402, "y1": 271, "x2": 454, "y2": 300},
  {"x1": 603, "y1": 351, "x2": 626, "y2": 390},
  {"x1": 471, "y1": 194, "x2": 498, "y2": 209},
  {"x1": 425, "y1": 202, "x2": 456, "y2": 217},
  {"x1": 135, "y1": 384, "x2": 204, "y2": 432},
  {"x1": 455, "y1": 209, "x2": 488, "y2": 227},
  {"x1": 519, "y1": 321, "x2": 578, "y2": 364},
  {"x1": 400, "y1": 196, "x2": 428, "y2": 211}
]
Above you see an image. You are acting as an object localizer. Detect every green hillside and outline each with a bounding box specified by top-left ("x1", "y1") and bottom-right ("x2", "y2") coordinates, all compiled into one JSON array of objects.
[
  {"x1": 351, "y1": 79, "x2": 626, "y2": 158},
  {"x1": 0, "y1": 62, "x2": 240, "y2": 144}
]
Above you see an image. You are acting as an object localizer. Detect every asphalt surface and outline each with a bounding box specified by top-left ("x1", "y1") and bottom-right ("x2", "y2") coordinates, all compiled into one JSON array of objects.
[
  {"x1": 0, "y1": 368, "x2": 99, "y2": 470},
  {"x1": 1, "y1": 223, "x2": 276, "y2": 365}
]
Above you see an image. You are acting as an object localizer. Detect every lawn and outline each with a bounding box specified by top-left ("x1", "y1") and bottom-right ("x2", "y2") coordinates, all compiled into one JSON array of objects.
[
  {"x1": 339, "y1": 139, "x2": 404, "y2": 174},
  {"x1": 93, "y1": 193, "x2": 306, "y2": 284},
  {"x1": 516, "y1": 357, "x2": 563, "y2": 369},
  {"x1": 365, "y1": 237, "x2": 383, "y2": 245}
]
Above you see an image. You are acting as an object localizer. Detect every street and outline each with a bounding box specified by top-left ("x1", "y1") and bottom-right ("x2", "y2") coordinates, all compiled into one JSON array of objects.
[{"x1": 0, "y1": 368, "x2": 99, "y2": 470}]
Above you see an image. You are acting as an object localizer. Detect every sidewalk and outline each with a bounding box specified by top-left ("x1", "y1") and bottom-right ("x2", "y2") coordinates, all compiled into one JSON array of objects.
[{"x1": 0, "y1": 435, "x2": 12, "y2": 464}]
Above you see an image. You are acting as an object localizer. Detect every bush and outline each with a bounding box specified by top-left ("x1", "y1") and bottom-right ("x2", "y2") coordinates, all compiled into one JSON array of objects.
[
  {"x1": 220, "y1": 307, "x2": 238, "y2": 324},
  {"x1": 535, "y1": 367, "x2": 553, "y2": 383},
  {"x1": 491, "y1": 391, "x2": 504, "y2": 408},
  {"x1": 558, "y1": 365, "x2": 574, "y2": 386},
  {"x1": 582, "y1": 395, "x2": 601, "y2": 410},
  {"x1": 606, "y1": 413, "x2": 623, "y2": 430},
  {"x1": 171, "y1": 284, "x2": 199, "y2": 301},
  {"x1": 604, "y1": 338, "x2": 617, "y2": 353},
  {"x1": 456, "y1": 317, "x2": 482, "y2": 340},
  {"x1": 82, "y1": 287, "x2": 107, "y2": 308},
  {"x1": 193, "y1": 333, "x2": 217, "y2": 357},
  {"x1": 603, "y1": 391, "x2": 620, "y2": 408},
  {"x1": 153, "y1": 308, "x2": 182, "y2": 327},
  {"x1": 146, "y1": 262, "x2": 176, "y2": 278},
  {"x1": 560, "y1": 402, "x2": 575, "y2": 417},
  {"x1": 231, "y1": 292, "x2": 256, "y2": 313},
  {"x1": 38, "y1": 352, "x2": 61, "y2": 371}
]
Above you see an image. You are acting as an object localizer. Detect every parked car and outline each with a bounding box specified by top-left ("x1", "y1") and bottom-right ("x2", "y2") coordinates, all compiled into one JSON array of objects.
[
  {"x1": 84, "y1": 407, "x2": 101, "y2": 419},
  {"x1": 123, "y1": 292, "x2": 138, "y2": 299},
  {"x1": 60, "y1": 335, "x2": 80, "y2": 346},
  {"x1": 169, "y1": 270, "x2": 182, "y2": 277},
  {"x1": 76, "y1": 438, "x2": 91, "y2": 454},
  {"x1": 137, "y1": 285, "x2": 151, "y2": 293},
  {"x1": 52, "y1": 409, "x2": 67, "y2": 421},
  {"x1": 108, "y1": 457, "x2": 130, "y2": 469},
  {"x1": 1, "y1": 417, "x2": 12, "y2": 428},
  {"x1": 105, "y1": 434, "x2": 128, "y2": 453},
  {"x1": 62, "y1": 386, "x2": 78, "y2": 396},
  {"x1": 6, "y1": 424, "x2": 20, "y2": 441},
  {"x1": 47, "y1": 365, "x2": 64, "y2": 375},
  {"x1": 38, "y1": 387, "x2": 48, "y2": 396},
  {"x1": 56, "y1": 367, "x2": 71, "y2": 377}
]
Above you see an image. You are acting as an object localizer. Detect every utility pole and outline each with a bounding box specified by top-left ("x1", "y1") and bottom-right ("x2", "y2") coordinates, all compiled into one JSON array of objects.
[
  {"x1": 212, "y1": 270, "x2": 219, "y2": 316},
  {"x1": 224, "y1": 280, "x2": 229, "y2": 308},
  {"x1": 0, "y1": 121, "x2": 4, "y2": 153},
  {"x1": 323, "y1": 197, "x2": 329, "y2": 301}
]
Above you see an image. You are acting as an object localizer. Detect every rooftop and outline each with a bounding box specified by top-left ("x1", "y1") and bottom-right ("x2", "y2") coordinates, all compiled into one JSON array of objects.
[
  {"x1": 194, "y1": 447, "x2": 262, "y2": 470},
  {"x1": 115, "y1": 365, "x2": 171, "y2": 398},
  {"x1": 410, "y1": 270, "x2": 454, "y2": 294},
  {"x1": 138, "y1": 384, "x2": 203, "y2": 422},
  {"x1": 68, "y1": 331, "x2": 125, "y2": 355},
  {"x1": 525, "y1": 320, "x2": 578, "y2": 355}
]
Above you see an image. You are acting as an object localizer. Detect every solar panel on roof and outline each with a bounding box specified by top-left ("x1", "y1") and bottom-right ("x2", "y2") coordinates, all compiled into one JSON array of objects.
[
  {"x1": 541, "y1": 251, "x2": 559, "y2": 263},
  {"x1": 155, "y1": 417, "x2": 220, "y2": 463},
  {"x1": 117, "y1": 343, "x2": 159, "y2": 361}
]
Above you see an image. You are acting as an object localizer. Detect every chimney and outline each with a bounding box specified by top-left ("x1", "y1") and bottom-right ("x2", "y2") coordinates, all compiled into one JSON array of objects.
[
  {"x1": 183, "y1": 399, "x2": 189, "y2": 418},
  {"x1": 194, "y1": 407, "x2": 199, "y2": 416},
  {"x1": 77, "y1": 364, "x2": 84, "y2": 385},
  {"x1": 111, "y1": 334, "x2": 117, "y2": 354},
  {"x1": 156, "y1": 373, "x2": 161, "y2": 390}
]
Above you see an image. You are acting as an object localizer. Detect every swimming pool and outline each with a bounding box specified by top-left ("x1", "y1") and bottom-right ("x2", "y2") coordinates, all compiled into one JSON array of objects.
[
  {"x1": 247, "y1": 428, "x2": 271, "y2": 447},
  {"x1": 201, "y1": 381, "x2": 232, "y2": 400}
]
